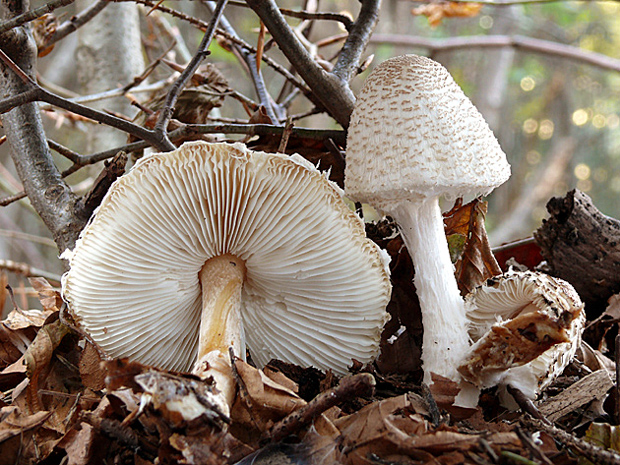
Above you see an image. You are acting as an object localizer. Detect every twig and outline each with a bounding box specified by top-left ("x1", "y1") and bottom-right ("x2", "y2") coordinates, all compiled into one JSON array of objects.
[
  {"x1": 266, "y1": 373, "x2": 376, "y2": 443},
  {"x1": 277, "y1": 117, "x2": 294, "y2": 153},
  {"x1": 0, "y1": 49, "x2": 169, "y2": 151},
  {"x1": 246, "y1": 0, "x2": 355, "y2": 128},
  {"x1": 0, "y1": 259, "x2": 61, "y2": 284},
  {"x1": 0, "y1": 191, "x2": 27, "y2": 207},
  {"x1": 279, "y1": 8, "x2": 353, "y2": 30},
  {"x1": 332, "y1": 0, "x2": 380, "y2": 83},
  {"x1": 129, "y1": 0, "x2": 311, "y2": 98},
  {"x1": 47, "y1": 0, "x2": 108, "y2": 46},
  {"x1": 514, "y1": 426, "x2": 554, "y2": 465},
  {"x1": 153, "y1": 0, "x2": 229, "y2": 149},
  {"x1": 0, "y1": 229, "x2": 57, "y2": 248},
  {"x1": 507, "y1": 385, "x2": 547, "y2": 421},
  {"x1": 370, "y1": 34, "x2": 620, "y2": 74},
  {"x1": 0, "y1": 0, "x2": 74, "y2": 35},
  {"x1": 77, "y1": 152, "x2": 127, "y2": 218},
  {"x1": 201, "y1": 1, "x2": 283, "y2": 123},
  {"x1": 521, "y1": 415, "x2": 620, "y2": 465}
]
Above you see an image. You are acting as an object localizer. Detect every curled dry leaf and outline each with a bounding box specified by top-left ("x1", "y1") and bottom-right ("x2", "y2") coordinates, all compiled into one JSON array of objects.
[
  {"x1": 412, "y1": 1, "x2": 483, "y2": 27},
  {"x1": 29, "y1": 277, "x2": 63, "y2": 313},
  {"x1": 444, "y1": 198, "x2": 503, "y2": 296},
  {"x1": 231, "y1": 359, "x2": 306, "y2": 440}
]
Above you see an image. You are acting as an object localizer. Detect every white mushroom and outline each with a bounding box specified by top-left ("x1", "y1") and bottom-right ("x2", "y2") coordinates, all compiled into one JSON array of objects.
[
  {"x1": 62, "y1": 141, "x2": 391, "y2": 412},
  {"x1": 457, "y1": 269, "x2": 585, "y2": 407},
  {"x1": 345, "y1": 55, "x2": 510, "y2": 384}
]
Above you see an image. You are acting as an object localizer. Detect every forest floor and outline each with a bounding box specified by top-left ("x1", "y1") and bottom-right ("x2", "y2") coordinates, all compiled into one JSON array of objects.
[{"x1": 1, "y1": 189, "x2": 619, "y2": 465}]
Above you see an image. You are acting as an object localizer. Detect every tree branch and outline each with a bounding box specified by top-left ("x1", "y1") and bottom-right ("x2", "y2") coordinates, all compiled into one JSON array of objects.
[
  {"x1": 246, "y1": 0, "x2": 355, "y2": 128},
  {"x1": 153, "y1": 0, "x2": 228, "y2": 148},
  {"x1": 47, "y1": 0, "x2": 108, "y2": 46},
  {"x1": 332, "y1": 0, "x2": 381, "y2": 83},
  {"x1": 201, "y1": 1, "x2": 284, "y2": 123},
  {"x1": 370, "y1": 34, "x2": 620, "y2": 73},
  {"x1": 0, "y1": 0, "x2": 73, "y2": 35},
  {"x1": 0, "y1": 2, "x2": 86, "y2": 252}
]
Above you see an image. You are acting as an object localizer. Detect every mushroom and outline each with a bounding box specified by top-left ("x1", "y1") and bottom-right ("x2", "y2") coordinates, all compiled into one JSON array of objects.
[
  {"x1": 62, "y1": 141, "x2": 391, "y2": 412},
  {"x1": 457, "y1": 269, "x2": 585, "y2": 406},
  {"x1": 345, "y1": 55, "x2": 511, "y2": 384}
]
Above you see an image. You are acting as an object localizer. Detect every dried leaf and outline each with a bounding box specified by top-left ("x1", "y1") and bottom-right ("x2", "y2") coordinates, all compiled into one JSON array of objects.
[
  {"x1": 444, "y1": 199, "x2": 502, "y2": 295},
  {"x1": 33, "y1": 13, "x2": 57, "y2": 57},
  {"x1": 231, "y1": 360, "x2": 306, "y2": 443},
  {"x1": 78, "y1": 341, "x2": 106, "y2": 391},
  {"x1": 29, "y1": 277, "x2": 63, "y2": 312},
  {"x1": 0, "y1": 407, "x2": 56, "y2": 465},
  {"x1": 412, "y1": 2, "x2": 483, "y2": 27}
]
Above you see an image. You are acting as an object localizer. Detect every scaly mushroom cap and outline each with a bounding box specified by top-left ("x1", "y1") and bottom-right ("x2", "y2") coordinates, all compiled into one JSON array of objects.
[
  {"x1": 62, "y1": 141, "x2": 391, "y2": 375},
  {"x1": 345, "y1": 54, "x2": 511, "y2": 210},
  {"x1": 458, "y1": 269, "x2": 585, "y2": 398}
]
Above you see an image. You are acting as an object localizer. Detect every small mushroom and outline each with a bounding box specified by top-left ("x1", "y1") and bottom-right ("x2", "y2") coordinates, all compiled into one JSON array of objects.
[
  {"x1": 62, "y1": 141, "x2": 391, "y2": 412},
  {"x1": 457, "y1": 269, "x2": 585, "y2": 406},
  {"x1": 345, "y1": 55, "x2": 511, "y2": 383}
]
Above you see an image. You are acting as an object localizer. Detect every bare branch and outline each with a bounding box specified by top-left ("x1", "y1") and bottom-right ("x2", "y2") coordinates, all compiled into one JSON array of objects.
[
  {"x1": 153, "y1": 0, "x2": 229, "y2": 148},
  {"x1": 47, "y1": 0, "x2": 108, "y2": 46},
  {"x1": 279, "y1": 8, "x2": 354, "y2": 30},
  {"x1": 0, "y1": 10, "x2": 85, "y2": 251},
  {"x1": 246, "y1": 0, "x2": 355, "y2": 128},
  {"x1": 0, "y1": 48, "x2": 171, "y2": 151},
  {"x1": 332, "y1": 0, "x2": 381, "y2": 82},
  {"x1": 201, "y1": 0, "x2": 284, "y2": 123},
  {"x1": 0, "y1": 259, "x2": 61, "y2": 284},
  {"x1": 128, "y1": 0, "x2": 312, "y2": 98},
  {"x1": 371, "y1": 34, "x2": 620, "y2": 73},
  {"x1": 0, "y1": 0, "x2": 73, "y2": 35}
]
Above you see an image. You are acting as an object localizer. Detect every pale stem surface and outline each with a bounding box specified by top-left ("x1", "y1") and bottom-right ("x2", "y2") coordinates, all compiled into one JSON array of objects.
[
  {"x1": 193, "y1": 254, "x2": 246, "y2": 408},
  {"x1": 391, "y1": 197, "x2": 471, "y2": 384}
]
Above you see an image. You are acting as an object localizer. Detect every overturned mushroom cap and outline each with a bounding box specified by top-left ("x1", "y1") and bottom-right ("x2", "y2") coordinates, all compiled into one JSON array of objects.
[
  {"x1": 346, "y1": 54, "x2": 510, "y2": 208},
  {"x1": 62, "y1": 141, "x2": 391, "y2": 375},
  {"x1": 458, "y1": 269, "x2": 585, "y2": 399}
]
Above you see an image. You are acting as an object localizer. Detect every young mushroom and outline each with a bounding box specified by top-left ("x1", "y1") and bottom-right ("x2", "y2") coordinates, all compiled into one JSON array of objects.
[
  {"x1": 457, "y1": 269, "x2": 585, "y2": 407},
  {"x1": 62, "y1": 141, "x2": 391, "y2": 413},
  {"x1": 345, "y1": 55, "x2": 511, "y2": 384}
]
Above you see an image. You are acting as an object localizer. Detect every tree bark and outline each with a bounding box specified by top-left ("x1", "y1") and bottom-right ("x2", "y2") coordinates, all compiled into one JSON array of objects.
[
  {"x1": 0, "y1": 0, "x2": 87, "y2": 253},
  {"x1": 534, "y1": 189, "x2": 620, "y2": 318},
  {"x1": 76, "y1": 0, "x2": 144, "y2": 151}
]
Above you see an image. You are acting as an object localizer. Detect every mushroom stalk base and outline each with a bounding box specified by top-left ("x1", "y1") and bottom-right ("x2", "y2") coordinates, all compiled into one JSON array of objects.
[
  {"x1": 390, "y1": 197, "x2": 470, "y2": 384},
  {"x1": 193, "y1": 254, "x2": 246, "y2": 408}
]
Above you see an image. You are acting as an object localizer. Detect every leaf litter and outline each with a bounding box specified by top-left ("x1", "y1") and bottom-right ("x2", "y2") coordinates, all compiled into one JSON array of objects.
[{"x1": 1, "y1": 191, "x2": 620, "y2": 464}]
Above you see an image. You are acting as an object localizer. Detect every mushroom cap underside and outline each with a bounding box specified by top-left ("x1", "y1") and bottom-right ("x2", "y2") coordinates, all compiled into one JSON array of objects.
[
  {"x1": 62, "y1": 141, "x2": 392, "y2": 375},
  {"x1": 459, "y1": 270, "x2": 585, "y2": 394},
  {"x1": 345, "y1": 54, "x2": 510, "y2": 208}
]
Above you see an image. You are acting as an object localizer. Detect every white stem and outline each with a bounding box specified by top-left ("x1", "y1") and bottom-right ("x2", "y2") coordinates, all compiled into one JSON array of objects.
[
  {"x1": 192, "y1": 254, "x2": 246, "y2": 409},
  {"x1": 390, "y1": 197, "x2": 470, "y2": 384}
]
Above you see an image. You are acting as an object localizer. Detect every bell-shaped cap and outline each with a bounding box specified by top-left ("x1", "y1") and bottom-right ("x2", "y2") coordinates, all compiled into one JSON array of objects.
[
  {"x1": 62, "y1": 142, "x2": 391, "y2": 375},
  {"x1": 345, "y1": 55, "x2": 511, "y2": 210}
]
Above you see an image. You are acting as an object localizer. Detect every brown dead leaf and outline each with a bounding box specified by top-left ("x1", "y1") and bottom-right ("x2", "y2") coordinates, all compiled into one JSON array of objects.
[
  {"x1": 21, "y1": 317, "x2": 71, "y2": 412},
  {"x1": 78, "y1": 341, "x2": 106, "y2": 391},
  {"x1": 0, "y1": 407, "x2": 54, "y2": 465},
  {"x1": 312, "y1": 395, "x2": 429, "y2": 464},
  {"x1": 412, "y1": 2, "x2": 483, "y2": 27},
  {"x1": 33, "y1": 13, "x2": 57, "y2": 57},
  {"x1": 231, "y1": 360, "x2": 306, "y2": 444},
  {"x1": 444, "y1": 199, "x2": 502, "y2": 296},
  {"x1": 29, "y1": 277, "x2": 63, "y2": 312}
]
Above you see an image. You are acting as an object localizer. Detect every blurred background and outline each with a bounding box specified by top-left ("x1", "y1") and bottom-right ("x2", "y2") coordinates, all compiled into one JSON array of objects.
[{"x1": 1, "y1": 0, "x2": 619, "y2": 311}]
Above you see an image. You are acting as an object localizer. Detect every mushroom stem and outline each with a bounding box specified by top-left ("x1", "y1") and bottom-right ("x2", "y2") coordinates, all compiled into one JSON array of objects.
[
  {"x1": 390, "y1": 196, "x2": 470, "y2": 384},
  {"x1": 193, "y1": 254, "x2": 246, "y2": 407}
]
